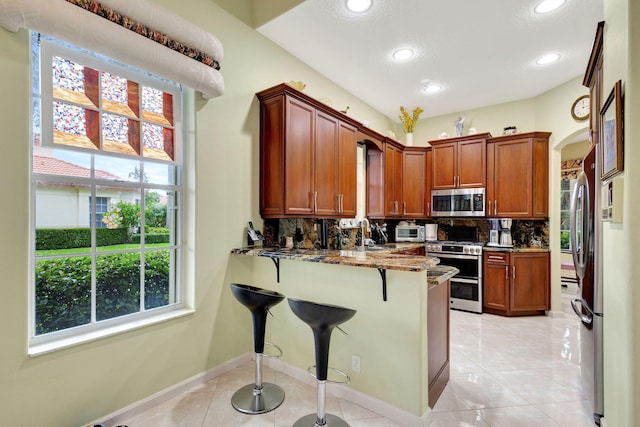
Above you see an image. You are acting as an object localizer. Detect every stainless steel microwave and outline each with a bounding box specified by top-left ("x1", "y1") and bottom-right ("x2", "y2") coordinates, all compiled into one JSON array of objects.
[
  {"x1": 395, "y1": 225, "x2": 425, "y2": 242},
  {"x1": 431, "y1": 188, "x2": 486, "y2": 217}
]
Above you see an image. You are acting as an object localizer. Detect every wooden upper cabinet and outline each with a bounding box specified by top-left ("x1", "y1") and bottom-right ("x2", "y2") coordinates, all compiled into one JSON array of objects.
[
  {"x1": 257, "y1": 84, "x2": 360, "y2": 218},
  {"x1": 337, "y1": 121, "x2": 357, "y2": 216},
  {"x1": 429, "y1": 134, "x2": 489, "y2": 190},
  {"x1": 486, "y1": 132, "x2": 551, "y2": 218},
  {"x1": 403, "y1": 148, "x2": 429, "y2": 218},
  {"x1": 285, "y1": 97, "x2": 316, "y2": 215},
  {"x1": 366, "y1": 146, "x2": 385, "y2": 219},
  {"x1": 384, "y1": 142, "x2": 404, "y2": 217},
  {"x1": 314, "y1": 110, "x2": 339, "y2": 216}
]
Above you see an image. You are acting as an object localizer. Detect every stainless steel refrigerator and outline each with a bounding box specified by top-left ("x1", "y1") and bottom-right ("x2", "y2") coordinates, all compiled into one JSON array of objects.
[{"x1": 570, "y1": 145, "x2": 604, "y2": 425}]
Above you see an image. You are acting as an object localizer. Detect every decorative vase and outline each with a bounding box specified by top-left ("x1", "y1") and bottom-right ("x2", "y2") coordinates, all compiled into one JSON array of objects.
[{"x1": 405, "y1": 133, "x2": 414, "y2": 146}]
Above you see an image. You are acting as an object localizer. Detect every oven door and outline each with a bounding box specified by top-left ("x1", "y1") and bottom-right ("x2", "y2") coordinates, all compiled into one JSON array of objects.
[{"x1": 431, "y1": 252, "x2": 482, "y2": 313}]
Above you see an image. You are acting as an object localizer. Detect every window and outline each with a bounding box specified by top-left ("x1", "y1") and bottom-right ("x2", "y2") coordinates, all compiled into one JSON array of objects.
[
  {"x1": 30, "y1": 34, "x2": 184, "y2": 347},
  {"x1": 91, "y1": 196, "x2": 109, "y2": 228}
]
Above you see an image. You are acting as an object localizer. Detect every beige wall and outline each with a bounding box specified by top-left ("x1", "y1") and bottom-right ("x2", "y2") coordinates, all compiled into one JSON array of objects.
[
  {"x1": 0, "y1": 1, "x2": 394, "y2": 425},
  {"x1": 0, "y1": 0, "x2": 637, "y2": 425}
]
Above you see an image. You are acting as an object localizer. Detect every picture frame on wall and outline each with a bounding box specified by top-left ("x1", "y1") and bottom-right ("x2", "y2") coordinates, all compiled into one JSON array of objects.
[{"x1": 600, "y1": 80, "x2": 624, "y2": 181}]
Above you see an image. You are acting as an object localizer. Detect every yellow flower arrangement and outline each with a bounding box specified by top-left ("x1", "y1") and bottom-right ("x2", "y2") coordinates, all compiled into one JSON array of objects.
[{"x1": 399, "y1": 106, "x2": 424, "y2": 133}]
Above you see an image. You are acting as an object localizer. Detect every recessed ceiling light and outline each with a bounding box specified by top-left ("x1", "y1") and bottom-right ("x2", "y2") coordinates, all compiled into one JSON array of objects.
[
  {"x1": 534, "y1": 0, "x2": 565, "y2": 14},
  {"x1": 392, "y1": 48, "x2": 414, "y2": 61},
  {"x1": 346, "y1": 0, "x2": 372, "y2": 13},
  {"x1": 536, "y1": 53, "x2": 560, "y2": 65},
  {"x1": 423, "y1": 84, "x2": 442, "y2": 94}
]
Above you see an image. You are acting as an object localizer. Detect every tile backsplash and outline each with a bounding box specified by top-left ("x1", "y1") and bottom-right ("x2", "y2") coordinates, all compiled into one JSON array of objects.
[{"x1": 262, "y1": 217, "x2": 549, "y2": 249}]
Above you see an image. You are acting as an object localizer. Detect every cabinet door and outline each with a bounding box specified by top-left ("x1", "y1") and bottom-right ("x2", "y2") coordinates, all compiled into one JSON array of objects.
[
  {"x1": 426, "y1": 149, "x2": 432, "y2": 216},
  {"x1": 491, "y1": 138, "x2": 533, "y2": 217},
  {"x1": 457, "y1": 139, "x2": 486, "y2": 188},
  {"x1": 366, "y1": 148, "x2": 385, "y2": 218},
  {"x1": 337, "y1": 121, "x2": 357, "y2": 217},
  {"x1": 510, "y1": 253, "x2": 550, "y2": 313},
  {"x1": 260, "y1": 96, "x2": 285, "y2": 217},
  {"x1": 314, "y1": 111, "x2": 339, "y2": 216},
  {"x1": 532, "y1": 136, "x2": 549, "y2": 217},
  {"x1": 431, "y1": 142, "x2": 457, "y2": 189},
  {"x1": 483, "y1": 254, "x2": 510, "y2": 313},
  {"x1": 384, "y1": 144, "x2": 403, "y2": 216},
  {"x1": 284, "y1": 97, "x2": 315, "y2": 215},
  {"x1": 403, "y1": 150, "x2": 427, "y2": 217}
]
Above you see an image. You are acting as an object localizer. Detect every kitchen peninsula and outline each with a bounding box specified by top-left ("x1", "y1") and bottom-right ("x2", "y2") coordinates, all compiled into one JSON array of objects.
[{"x1": 229, "y1": 243, "x2": 458, "y2": 426}]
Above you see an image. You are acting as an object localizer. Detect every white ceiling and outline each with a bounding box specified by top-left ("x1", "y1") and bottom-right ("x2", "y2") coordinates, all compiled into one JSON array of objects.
[{"x1": 256, "y1": 0, "x2": 603, "y2": 122}]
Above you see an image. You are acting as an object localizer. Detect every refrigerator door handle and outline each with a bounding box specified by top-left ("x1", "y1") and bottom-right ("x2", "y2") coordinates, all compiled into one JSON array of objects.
[{"x1": 571, "y1": 297, "x2": 594, "y2": 325}]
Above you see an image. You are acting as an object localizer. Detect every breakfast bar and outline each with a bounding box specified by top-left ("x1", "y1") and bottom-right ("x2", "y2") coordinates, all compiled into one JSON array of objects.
[{"x1": 229, "y1": 243, "x2": 458, "y2": 426}]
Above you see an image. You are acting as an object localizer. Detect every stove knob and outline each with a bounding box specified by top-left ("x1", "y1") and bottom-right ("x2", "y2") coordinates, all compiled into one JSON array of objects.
[{"x1": 463, "y1": 247, "x2": 469, "y2": 254}]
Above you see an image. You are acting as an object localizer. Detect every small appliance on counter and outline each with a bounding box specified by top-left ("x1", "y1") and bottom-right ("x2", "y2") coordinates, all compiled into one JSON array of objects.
[
  {"x1": 395, "y1": 224, "x2": 425, "y2": 242},
  {"x1": 246, "y1": 221, "x2": 265, "y2": 246},
  {"x1": 486, "y1": 218, "x2": 513, "y2": 247},
  {"x1": 425, "y1": 223, "x2": 438, "y2": 241}
]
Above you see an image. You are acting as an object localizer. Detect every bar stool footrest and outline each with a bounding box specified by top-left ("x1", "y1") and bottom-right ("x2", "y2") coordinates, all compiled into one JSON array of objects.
[{"x1": 306, "y1": 365, "x2": 351, "y2": 384}]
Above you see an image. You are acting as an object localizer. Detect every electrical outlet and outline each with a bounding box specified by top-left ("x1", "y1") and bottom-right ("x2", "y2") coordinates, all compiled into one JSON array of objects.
[{"x1": 351, "y1": 355, "x2": 361, "y2": 373}]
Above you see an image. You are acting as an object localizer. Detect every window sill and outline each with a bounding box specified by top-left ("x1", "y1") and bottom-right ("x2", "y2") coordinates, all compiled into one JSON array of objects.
[{"x1": 28, "y1": 308, "x2": 195, "y2": 357}]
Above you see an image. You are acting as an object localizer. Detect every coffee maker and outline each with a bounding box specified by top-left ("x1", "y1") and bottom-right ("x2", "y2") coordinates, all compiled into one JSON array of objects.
[
  {"x1": 499, "y1": 219, "x2": 513, "y2": 247},
  {"x1": 487, "y1": 219, "x2": 513, "y2": 247}
]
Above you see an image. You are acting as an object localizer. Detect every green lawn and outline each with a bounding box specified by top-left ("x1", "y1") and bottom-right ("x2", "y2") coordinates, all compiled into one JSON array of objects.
[{"x1": 36, "y1": 243, "x2": 168, "y2": 257}]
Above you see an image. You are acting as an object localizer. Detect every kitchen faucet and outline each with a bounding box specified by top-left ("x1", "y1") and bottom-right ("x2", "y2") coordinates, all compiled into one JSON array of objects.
[{"x1": 360, "y1": 218, "x2": 370, "y2": 250}]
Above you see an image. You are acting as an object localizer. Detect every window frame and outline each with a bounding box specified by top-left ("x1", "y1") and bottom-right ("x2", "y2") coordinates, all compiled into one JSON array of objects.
[{"x1": 29, "y1": 34, "x2": 191, "y2": 354}]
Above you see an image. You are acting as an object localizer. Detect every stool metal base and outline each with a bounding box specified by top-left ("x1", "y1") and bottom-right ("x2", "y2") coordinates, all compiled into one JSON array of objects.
[
  {"x1": 231, "y1": 382, "x2": 285, "y2": 414},
  {"x1": 292, "y1": 413, "x2": 350, "y2": 427}
]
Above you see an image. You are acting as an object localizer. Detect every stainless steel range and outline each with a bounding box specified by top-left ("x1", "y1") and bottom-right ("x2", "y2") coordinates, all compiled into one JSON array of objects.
[{"x1": 426, "y1": 240, "x2": 484, "y2": 313}]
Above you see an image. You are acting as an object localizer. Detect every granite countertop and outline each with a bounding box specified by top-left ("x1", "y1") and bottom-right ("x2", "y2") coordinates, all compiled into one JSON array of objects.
[
  {"x1": 427, "y1": 265, "x2": 460, "y2": 285},
  {"x1": 231, "y1": 243, "x2": 438, "y2": 272},
  {"x1": 483, "y1": 246, "x2": 550, "y2": 253}
]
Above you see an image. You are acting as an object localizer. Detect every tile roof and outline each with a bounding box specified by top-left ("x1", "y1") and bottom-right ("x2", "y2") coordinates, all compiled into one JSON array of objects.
[{"x1": 33, "y1": 155, "x2": 121, "y2": 180}]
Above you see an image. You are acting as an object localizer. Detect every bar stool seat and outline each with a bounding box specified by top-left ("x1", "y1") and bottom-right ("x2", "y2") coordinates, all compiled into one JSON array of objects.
[
  {"x1": 288, "y1": 298, "x2": 357, "y2": 427},
  {"x1": 230, "y1": 283, "x2": 285, "y2": 414}
]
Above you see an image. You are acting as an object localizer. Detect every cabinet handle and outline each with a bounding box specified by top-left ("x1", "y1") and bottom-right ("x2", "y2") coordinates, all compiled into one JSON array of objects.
[
  {"x1": 489, "y1": 255, "x2": 503, "y2": 260},
  {"x1": 494, "y1": 200, "x2": 498, "y2": 216},
  {"x1": 505, "y1": 266, "x2": 509, "y2": 279},
  {"x1": 488, "y1": 200, "x2": 491, "y2": 215},
  {"x1": 403, "y1": 202, "x2": 407, "y2": 215},
  {"x1": 427, "y1": 202, "x2": 430, "y2": 215},
  {"x1": 314, "y1": 191, "x2": 317, "y2": 212},
  {"x1": 336, "y1": 194, "x2": 341, "y2": 213},
  {"x1": 512, "y1": 265, "x2": 516, "y2": 280},
  {"x1": 340, "y1": 194, "x2": 344, "y2": 213}
]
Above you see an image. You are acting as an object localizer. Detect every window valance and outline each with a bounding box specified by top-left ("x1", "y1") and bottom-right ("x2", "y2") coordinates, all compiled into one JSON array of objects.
[{"x1": 0, "y1": 0, "x2": 224, "y2": 99}]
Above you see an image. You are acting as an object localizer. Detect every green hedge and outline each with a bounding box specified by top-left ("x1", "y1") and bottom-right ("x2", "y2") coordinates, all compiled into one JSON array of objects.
[
  {"x1": 35, "y1": 228, "x2": 129, "y2": 250},
  {"x1": 35, "y1": 251, "x2": 170, "y2": 335},
  {"x1": 131, "y1": 233, "x2": 170, "y2": 244}
]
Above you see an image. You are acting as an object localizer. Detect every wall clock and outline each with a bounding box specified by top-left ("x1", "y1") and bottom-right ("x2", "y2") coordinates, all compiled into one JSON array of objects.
[{"x1": 571, "y1": 94, "x2": 590, "y2": 121}]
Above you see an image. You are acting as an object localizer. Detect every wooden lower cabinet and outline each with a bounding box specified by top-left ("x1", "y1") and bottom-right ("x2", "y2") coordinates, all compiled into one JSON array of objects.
[
  {"x1": 428, "y1": 278, "x2": 450, "y2": 406},
  {"x1": 483, "y1": 251, "x2": 550, "y2": 316}
]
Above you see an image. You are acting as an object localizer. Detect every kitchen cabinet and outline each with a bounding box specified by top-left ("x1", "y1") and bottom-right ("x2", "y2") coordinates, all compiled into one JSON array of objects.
[
  {"x1": 384, "y1": 142, "x2": 404, "y2": 217},
  {"x1": 402, "y1": 148, "x2": 429, "y2": 218},
  {"x1": 428, "y1": 278, "x2": 450, "y2": 406},
  {"x1": 366, "y1": 140, "x2": 430, "y2": 219},
  {"x1": 483, "y1": 251, "x2": 550, "y2": 316},
  {"x1": 257, "y1": 83, "x2": 360, "y2": 218},
  {"x1": 429, "y1": 134, "x2": 490, "y2": 190},
  {"x1": 486, "y1": 132, "x2": 551, "y2": 218}
]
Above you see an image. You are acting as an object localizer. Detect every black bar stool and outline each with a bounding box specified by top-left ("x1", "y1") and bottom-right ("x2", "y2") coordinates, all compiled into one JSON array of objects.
[
  {"x1": 288, "y1": 298, "x2": 357, "y2": 427},
  {"x1": 230, "y1": 283, "x2": 286, "y2": 414}
]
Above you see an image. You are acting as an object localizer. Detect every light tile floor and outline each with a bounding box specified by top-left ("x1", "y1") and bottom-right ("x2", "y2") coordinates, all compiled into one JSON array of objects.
[{"x1": 120, "y1": 284, "x2": 595, "y2": 427}]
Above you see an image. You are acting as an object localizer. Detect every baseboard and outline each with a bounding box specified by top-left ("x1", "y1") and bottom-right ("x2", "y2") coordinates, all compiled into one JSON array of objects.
[
  {"x1": 548, "y1": 309, "x2": 570, "y2": 318},
  {"x1": 266, "y1": 357, "x2": 430, "y2": 427},
  {"x1": 92, "y1": 353, "x2": 252, "y2": 426},
  {"x1": 95, "y1": 354, "x2": 429, "y2": 427}
]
